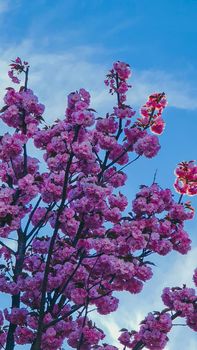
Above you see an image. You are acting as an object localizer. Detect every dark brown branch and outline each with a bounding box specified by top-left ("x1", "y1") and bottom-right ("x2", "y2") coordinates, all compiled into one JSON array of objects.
[
  {"x1": 5, "y1": 229, "x2": 26, "y2": 350},
  {"x1": 5, "y1": 66, "x2": 30, "y2": 350},
  {"x1": 24, "y1": 196, "x2": 42, "y2": 235}
]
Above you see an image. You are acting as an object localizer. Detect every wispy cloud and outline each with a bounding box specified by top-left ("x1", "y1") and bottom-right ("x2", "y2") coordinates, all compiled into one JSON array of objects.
[
  {"x1": 0, "y1": 41, "x2": 109, "y2": 120},
  {"x1": 131, "y1": 69, "x2": 197, "y2": 110},
  {"x1": 0, "y1": 40, "x2": 197, "y2": 124}
]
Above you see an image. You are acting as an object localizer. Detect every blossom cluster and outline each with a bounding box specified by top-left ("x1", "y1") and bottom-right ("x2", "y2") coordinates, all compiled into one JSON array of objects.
[
  {"x1": 1, "y1": 87, "x2": 44, "y2": 134},
  {"x1": 137, "y1": 92, "x2": 167, "y2": 134},
  {"x1": 174, "y1": 160, "x2": 197, "y2": 196},
  {"x1": 119, "y1": 312, "x2": 172, "y2": 349},
  {"x1": 119, "y1": 267, "x2": 197, "y2": 350},
  {"x1": 162, "y1": 282, "x2": 197, "y2": 332},
  {"x1": 104, "y1": 61, "x2": 131, "y2": 105},
  {"x1": 8, "y1": 57, "x2": 29, "y2": 84}
]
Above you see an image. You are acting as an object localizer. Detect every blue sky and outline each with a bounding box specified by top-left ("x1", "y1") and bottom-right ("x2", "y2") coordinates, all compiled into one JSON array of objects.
[{"x1": 0, "y1": 0, "x2": 197, "y2": 349}]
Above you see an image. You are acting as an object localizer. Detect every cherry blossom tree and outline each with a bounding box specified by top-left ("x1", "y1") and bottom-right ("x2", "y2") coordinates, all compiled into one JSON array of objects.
[{"x1": 0, "y1": 58, "x2": 196, "y2": 350}]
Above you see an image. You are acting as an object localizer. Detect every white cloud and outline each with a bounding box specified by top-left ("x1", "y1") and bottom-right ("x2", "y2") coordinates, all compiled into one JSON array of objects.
[
  {"x1": 94, "y1": 315, "x2": 120, "y2": 347},
  {"x1": 159, "y1": 247, "x2": 197, "y2": 288},
  {"x1": 130, "y1": 69, "x2": 197, "y2": 110},
  {"x1": 0, "y1": 40, "x2": 197, "y2": 126},
  {"x1": 0, "y1": 41, "x2": 109, "y2": 120}
]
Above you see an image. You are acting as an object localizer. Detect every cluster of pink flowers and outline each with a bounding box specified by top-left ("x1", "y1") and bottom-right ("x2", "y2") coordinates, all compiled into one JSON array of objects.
[
  {"x1": 119, "y1": 312, "x2": 172, "y2": 349},
  {"x1": 104, "y1": 61, "x2": 131, "y2": 105},
  {"x1": 8, "y1": 57, "x2": 29, "y2": 84},
  {"x1": 4, "y1": 308, "x2": 28, "y2": 326},
  {"x1": 137, "y1": 92, "x2": 167, "y2": 134},
  {"x1": 162, "y1": 280, "x2": 197, "y2": 331},
  {"x1": 131, "y1": 183, "x2": 193, "y2": 255},
  {"x1": 118, "y1": 267, "x2": 197, "y2": 350},
  {"x1": 174, "y1": 160, "x2": 197, "y2": 195},
  {"x1": 0, "y1": 186, "x2": 28, "y2": 237},
  {"x1": 1, "y1": 87, "x2": 44, "y2": 135},
  {"x1": 0, "y1": 58, "x2": 196, "y2": 350}
]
